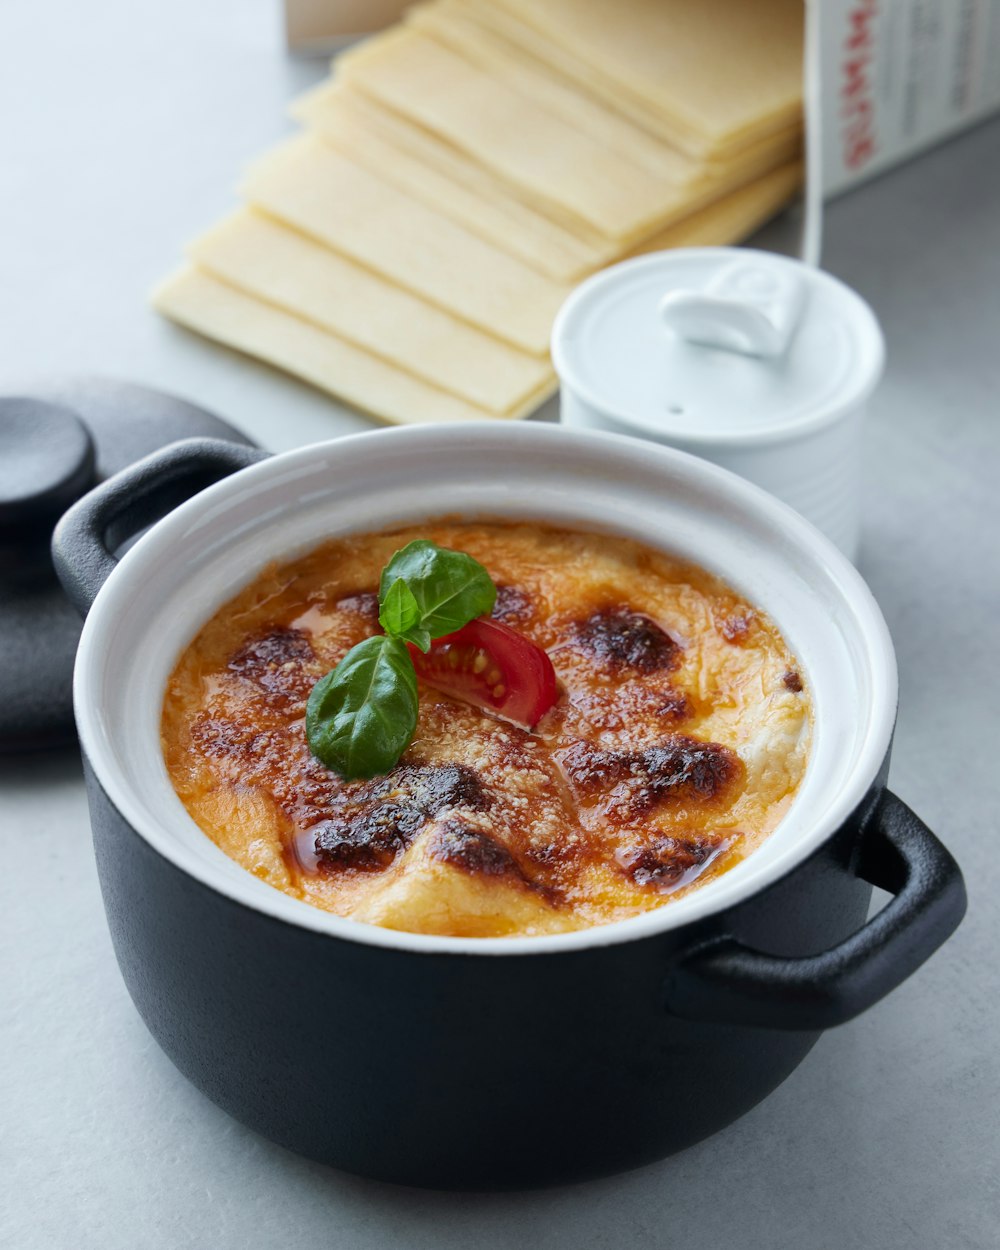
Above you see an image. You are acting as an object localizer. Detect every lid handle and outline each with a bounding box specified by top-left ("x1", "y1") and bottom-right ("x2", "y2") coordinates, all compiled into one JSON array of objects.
[{"x1": 659, "y1": 261, "x2": 806, "y2": 359}]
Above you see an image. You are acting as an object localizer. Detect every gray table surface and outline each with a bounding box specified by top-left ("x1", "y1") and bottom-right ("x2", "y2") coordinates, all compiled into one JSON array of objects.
[{"x1": 2, "y1": 2, "x2": 998, "y2": 1247}]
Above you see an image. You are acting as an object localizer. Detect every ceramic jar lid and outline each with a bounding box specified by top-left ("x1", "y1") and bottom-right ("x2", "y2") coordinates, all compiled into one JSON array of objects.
[
  {"x1": 552, "y1": 247, "x2": 884, "y2": 442},
  {"x1": 552, "y1": 248, "x2": 886, "y2": 559}
]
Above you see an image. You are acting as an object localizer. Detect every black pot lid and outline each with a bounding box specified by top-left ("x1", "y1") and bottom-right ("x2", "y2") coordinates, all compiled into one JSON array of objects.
[{"x1": 0, "y1": 377, "x2": 259, "y2": 753}]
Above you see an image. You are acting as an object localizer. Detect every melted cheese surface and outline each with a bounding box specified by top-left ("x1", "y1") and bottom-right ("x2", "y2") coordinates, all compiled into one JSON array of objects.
[{"x1": 161, "y1": 522, "x2": 811, "y2": 937}]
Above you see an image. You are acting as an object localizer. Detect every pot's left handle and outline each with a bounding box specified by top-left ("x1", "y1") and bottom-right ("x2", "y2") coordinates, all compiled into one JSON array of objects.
[{"x1": 52, "y1": 437, "x2": 269, "y2": 617}]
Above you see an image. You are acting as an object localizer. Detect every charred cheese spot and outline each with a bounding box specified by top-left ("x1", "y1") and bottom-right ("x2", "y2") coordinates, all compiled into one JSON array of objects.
[
  {"x1": 375, "y1": 762, "x2": 490, "y2": 815},
  {"x1": 227, "y1": 627, "x2": 316, "y2": 705},
  {"x1": 191, "y1": 717, "x2": 289, "y2": 780},
  {"x1": 334, "y1": 590, "x2": 380, "y2": 623},
  {"x1": 304, "y1": 763, "x2": 491, "y2": 873},
  {"x1": 558, "y1": 735, "x2": 743, "y2": 821},
  {"x1": 491, "y1": 584, "x2": 534, "y2": 624},
  {"x1": 428, "y1": 820, "x2": 523, "y2": 878},
  {"x1": 521, "y1": 838, "x2": 575, "y2": 869},
  {"x1": 312, "y1": 803, "x2": 420, "y2": 871},
  {"x1": 162, "y1": 521, "x2": 811, "y2": 937},
  {"x1": 565, "y1": 607, "x2": 681, "y2": 673},
  {"x1": 615, "y1": 832, "x2": 737, "y2": 894},
  {"x1": 716, "y1": 608, "x2": 756, "y2": 645}
]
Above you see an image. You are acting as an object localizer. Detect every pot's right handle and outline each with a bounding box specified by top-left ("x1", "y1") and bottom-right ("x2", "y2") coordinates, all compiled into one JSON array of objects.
[
  {"x1": 665, "y1": 792, "x2": 966, "y2": 1030},
  {"x1": 52, "y1": 437, "x2": 269, "y2": 617}
]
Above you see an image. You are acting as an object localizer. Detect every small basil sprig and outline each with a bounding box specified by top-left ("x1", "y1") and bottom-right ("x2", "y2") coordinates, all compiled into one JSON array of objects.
[
  {"x1": 306, "y1": 541, "x2": 496, "y2": 780},
  {"x1": 378, "y1": 540, "x2": 496, "y2": 650}
]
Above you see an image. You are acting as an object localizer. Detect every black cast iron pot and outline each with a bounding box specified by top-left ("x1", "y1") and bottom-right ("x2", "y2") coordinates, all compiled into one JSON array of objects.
[{"x1": 52, "y1": 426, "x2": 965, "y2": 1190}]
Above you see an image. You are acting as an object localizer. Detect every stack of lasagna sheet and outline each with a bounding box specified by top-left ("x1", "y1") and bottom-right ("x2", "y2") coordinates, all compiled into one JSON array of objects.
[{"x1": 155, "y1": 0, "x2": 805, "y2": 425}]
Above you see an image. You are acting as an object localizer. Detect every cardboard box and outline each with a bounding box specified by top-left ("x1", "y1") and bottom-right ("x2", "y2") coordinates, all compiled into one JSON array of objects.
[
  {"x1": 285, "y1": 0, "x2": 409, "y2": 51},
  {"x1": 812, "y1": 0, "x2": 1000, "y2": 197}
]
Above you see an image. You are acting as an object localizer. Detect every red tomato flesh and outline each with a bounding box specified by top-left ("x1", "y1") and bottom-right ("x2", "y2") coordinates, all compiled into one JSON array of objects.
[{"x1": 408, "y1": 617, "x2": 558, "y2": 729}]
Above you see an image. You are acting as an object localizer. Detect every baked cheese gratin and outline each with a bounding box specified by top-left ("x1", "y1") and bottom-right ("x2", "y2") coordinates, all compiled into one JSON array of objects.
[{"x1": 161, "y1": 522, "x2": 811, "y2": 937}]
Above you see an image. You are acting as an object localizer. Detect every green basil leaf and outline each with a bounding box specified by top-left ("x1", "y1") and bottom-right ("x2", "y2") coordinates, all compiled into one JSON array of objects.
[
  {"x1": 378, "y1": 540, "x2": 496, "y2": 639},
  {"x1": 305, "y1": 635, "x2": 418, "y2": 780},
  {"x1": 378, "y1": 577, "x2": 426, "y2": 648},
  {"x1": 397, "y1": 624, "x2": 432, "y2": 653},
  {"x1": 381, "y1": 588, "x2": 433, "y2": 648}
]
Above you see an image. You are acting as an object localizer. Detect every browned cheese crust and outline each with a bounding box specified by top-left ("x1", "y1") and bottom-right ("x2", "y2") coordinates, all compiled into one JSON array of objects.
[{"x1": 161, "y1": 522, "x2": 811, "y2": 937}]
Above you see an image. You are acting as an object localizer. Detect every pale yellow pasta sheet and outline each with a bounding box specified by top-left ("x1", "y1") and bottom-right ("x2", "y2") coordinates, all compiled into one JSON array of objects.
[
  {"x1": 153, "y1": 268, "x2": 555, "y2": 426},
  {"x1": 189, "y1": 209, "x2": 553, "y2": 416},
  {"x1": 629, "y1": 162, "x2": 804, "y2": 256},
  {"x1": 455, "y1": 0, "x2": 804, "y2": 158},
  {"x1": 406, "y1": 1, "x2": 698, "y2": 183},
  {"x1": 486, "y1": 0, "x2": 804, "y2": 150},
  {"x1": 242, "y1": 135, "x2": 568, "y2": 356},
  {"x1": 337, "y1": 27, "x2": 703, "y2": 240},
  {"x1": 292, "y1": 84, "x2": 615, "y2": 281}
]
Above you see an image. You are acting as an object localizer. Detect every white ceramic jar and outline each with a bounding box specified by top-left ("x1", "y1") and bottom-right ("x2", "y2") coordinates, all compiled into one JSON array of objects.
[{"x1": 552, "y1": 247, "x2": 885, "y2": 560}]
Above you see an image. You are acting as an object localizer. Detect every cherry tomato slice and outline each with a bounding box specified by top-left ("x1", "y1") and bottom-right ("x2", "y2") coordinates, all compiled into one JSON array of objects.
[{"x1": 408, "y1": 617, "x2": 558, "y2": 729}]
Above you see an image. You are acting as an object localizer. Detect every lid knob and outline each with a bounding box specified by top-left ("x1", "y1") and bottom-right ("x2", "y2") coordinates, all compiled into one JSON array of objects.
[
  {"x1": 0, "y1": 397, "x2": 96, "y2": 582},
  {"x1": 659, "y1": 261, "x2": 806, "y2": 359}
]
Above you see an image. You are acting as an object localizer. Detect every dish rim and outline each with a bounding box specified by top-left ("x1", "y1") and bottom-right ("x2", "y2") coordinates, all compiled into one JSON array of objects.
[{"x1": 73, "y1": 423, "x2": 897, "y2": 957}]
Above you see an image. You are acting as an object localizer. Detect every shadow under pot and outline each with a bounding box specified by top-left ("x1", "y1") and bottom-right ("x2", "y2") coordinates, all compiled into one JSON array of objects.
[{"x1": 52, "y1": 426, "x2": 965, "y2": 1189}]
